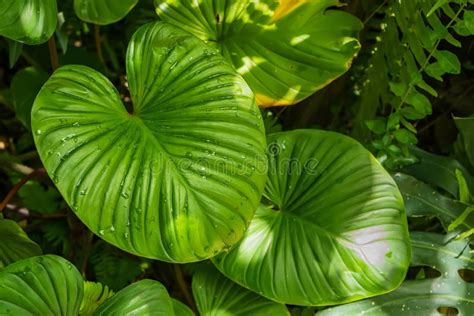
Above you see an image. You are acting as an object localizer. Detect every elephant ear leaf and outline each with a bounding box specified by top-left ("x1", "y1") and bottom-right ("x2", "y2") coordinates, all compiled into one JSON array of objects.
[
  {"x1": 31, "y1": 22, "x2": 267, "y2": 263},
  {"x1": 0, "y1": 0, "x2": 57, "y2": 45},
  {"x1": 0, "y1": 255, "x2": 84, "y2": 315},
  {"x1": 93, "y1": 280, "x2": 174, "y2": 315},
  {"x1": 192, "y1": 265, "x2": 289, "y2": 316},
  {"x1": 0, "y1": 219, "x2": 42, "y2": 268},
  {"x1": 74, "y1": 0, "x2": 139, "y2": 25},
  {"x1": 156, "y1": 0, "x2": 362, "y2": 106},
  {"x1": 213, "y1": 130, "x2": 411, "y2": 306}
]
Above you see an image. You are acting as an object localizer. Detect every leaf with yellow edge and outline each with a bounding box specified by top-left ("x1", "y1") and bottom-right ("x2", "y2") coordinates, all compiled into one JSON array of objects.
[{"x1": 155, "y1": 0, "x2": 362, "y2": 107}]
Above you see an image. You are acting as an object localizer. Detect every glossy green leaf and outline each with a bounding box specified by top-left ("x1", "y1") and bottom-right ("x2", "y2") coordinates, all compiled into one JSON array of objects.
[
  {"x1": 0, "y1": 0, "x2": 57, "y2": 45},
  {"x1": 0, "y1": 219, "x2": 42, "y2": 268},
  {"x1": 172, "y1": 299, "x2": 194, "y2": 316},
  {"x1": 393, "y1": 173, "x2": 474, "y2": 233},
  {"x1": 155, "y1": 0, "x2": 362, "y2": 106},
  {"x1": 31, "y1": 22, "x2": 267, "y2": 262},
  {"x1": 193, "y1": 265, "x2": 288, "y2": 316},
  {"x1": 11, "y1": 67, "x2": 49, "y2": 130},
  {"x1": 318, "y1": 232, "x2": 474, "y2": 315},
  {"x1": 455, "y1": 116, "x2": 474, "y2": 167},
  {"x1": 0, "y1": 255, "x2": 84, "y2": 315},
  {"x1": 74, "y1": 0, "x2": 139, "y2": 25},
  {"x1": 403, "y1": 147, "x2": 474, "y2": 199},
  {"x1": 93, "y1": 280, "x2": 174, "y2": 315},
  {"x1": 213, "y1": 130, "x2": 411, "y2": 306}
]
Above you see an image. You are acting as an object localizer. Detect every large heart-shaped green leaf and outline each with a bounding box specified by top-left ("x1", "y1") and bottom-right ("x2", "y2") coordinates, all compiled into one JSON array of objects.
[
  {"x1": 31, "y1": 22, "x2": 267, "y2": 263},
  {"x1": 0, "y1": 219, "x2": 42, "y2": 268},
  {"x1": 193, "y1": 265, "x2": 288, "y2": 316},
  {"x1": 0, "y1": 255, "x2": 84, "y2": 315},
  {"x1": 0, "y1": 0, "x2": 57, "y2": 45},
  {"x1": 74, "y1": 0, "x2": 139, "y2": 25},
  {"x1": 155, "y1": 0, "x2": 362, "y2": 106},
  {"x1": 93, "y1": 280, "x2": 174, "y2": 315},
  {"x1": 213, "y1": 130, "x2": 411, "y2": 306}
]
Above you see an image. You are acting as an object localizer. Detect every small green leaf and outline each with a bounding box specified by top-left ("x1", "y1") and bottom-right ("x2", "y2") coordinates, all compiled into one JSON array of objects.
[
  {"x1": 389, "y1": 81, "x2": 407, "y2": 97},
  {"x1": 0, "y1": 255, "x2": 84, "y2": 315},
  {"x1": 424, "y1": 62, "x2": 444, "y2": 81},
  {"x1": 455, "y1": 169, "x2": 472, "y2": 203},
  {"x1": 394, "y1": 129, "x2": 418, "y2": 145},
  {"x1": 7, "y1": 40, "x2": 22, "y2": 69},
  {"x1": 448, "y1": 206, "x2": 474, "y2": 233},
  {"x1": 387, "y1": 113, "x2": 400, "y2": 130},
  {"x1": 93, "y1": 280, "x2": 174, "y2": 315},
  {"x1": 11, "y1": 67, "x2": 49, "y2": 130},
  {"x1": 56, "y1": 12, "x2": 68, "y2": 54},
  {"x1": 426, "y1": 0, "x2": 449, "y2": 17},
  {"x1": 193, "y1": 265, "x2": 288, "y2": 316},
  {"x1": 0, "y1": 219, "x2": 42, "y2": 268},
  {"x1": 400, "y1": 107, "x2": 426, "y2": 120},
  {"x1": 434, "y1": 50, "x2": 461, "y2": 74},
  {"x1": 405, "y1": 91, "x2": 432, "y2": 116},
  {"x1": 463, "y1": 10, "x2": 474, "y2": 34},
  {"x1": 365, "y1": 118, "x2": 386, "y2": 134},
  {"x1": 74, "y1": 0, "x2": 138, "y2": 25}
]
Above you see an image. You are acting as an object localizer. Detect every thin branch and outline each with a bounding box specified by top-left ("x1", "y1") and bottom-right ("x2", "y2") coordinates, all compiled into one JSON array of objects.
[
  {"x1": 0, "y1": 168, "x2": 46, "y2": 212},
  {"x1": 80, "y1": 230, "x2": 94, "y2": 276},
  {"x1": 94, "y1": 24, "x2": 108, "y2": 73},
  {"x1": 174, "y1": 264, "x2": 197, "y2": 314},
  {"x1": 363, "y1": 0, "x2": 388, "y2": 25},
  {"x1": 48, "y1": 36, "x2": 59, "y2": 71}
]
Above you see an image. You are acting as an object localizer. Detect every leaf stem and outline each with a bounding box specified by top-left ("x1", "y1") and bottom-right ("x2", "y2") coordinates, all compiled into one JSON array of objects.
[
  {"x1": 363, "y1": 0, "x2": 388, "y2": 25},
  {"x1": 47, "y1": 36, "x2": 59, "y2": 71},
  {"x1": 94, "y1": 24, "x2": 108, "y2": 73},
  {"x1": 0, "y1": 168, "x2": 46, "y2": 212},
  {"x1": 80, "y1": 230, "x2": 94, "y2": 276},
  {"x1": 174, "y1": 264, "x2": 197, "y2": 313}
]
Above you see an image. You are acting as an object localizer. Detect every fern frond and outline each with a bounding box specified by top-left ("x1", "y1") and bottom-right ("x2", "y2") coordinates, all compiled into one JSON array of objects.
[
  {"x1": 89, "y1": 241, "x2": 144, "y2": 291},
  {"x1": 353, "y1": 0, "x2": 473, "y2": 169},
  {"x1": 79, "y1": 281, "x2": 115, "y2": 316}
]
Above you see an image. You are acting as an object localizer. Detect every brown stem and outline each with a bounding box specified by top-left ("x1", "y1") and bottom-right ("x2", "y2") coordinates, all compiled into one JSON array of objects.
[
  {"x1": 0, "y1": 168, "x2": 46, "y2": 212},
  {"x1": 94, "y1": 24, "x2": 107, "y2": 72},
  {"x1": 80, "y1": 230, "x2": 94, "y2": 276},
  {"x1": 48, "y1": 36, "x2": 59, "y2": 71},
  {"x1": 174, "y1": 264, "x2": 197, "y2": 313}
]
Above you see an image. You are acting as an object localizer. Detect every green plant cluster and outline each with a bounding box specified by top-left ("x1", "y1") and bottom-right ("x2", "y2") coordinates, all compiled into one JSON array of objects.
[{"x1": 0, "y1": 0, "x2": 473, "y2": 315}]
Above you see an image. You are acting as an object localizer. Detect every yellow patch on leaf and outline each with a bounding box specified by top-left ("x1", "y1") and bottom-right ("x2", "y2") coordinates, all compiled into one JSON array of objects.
[
  {"x1": 256, "y1": 94, "x2": 294, "y2": 107},
  {"x1": 272, "y1": 0, "x2": 309, "y2": 22}
]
